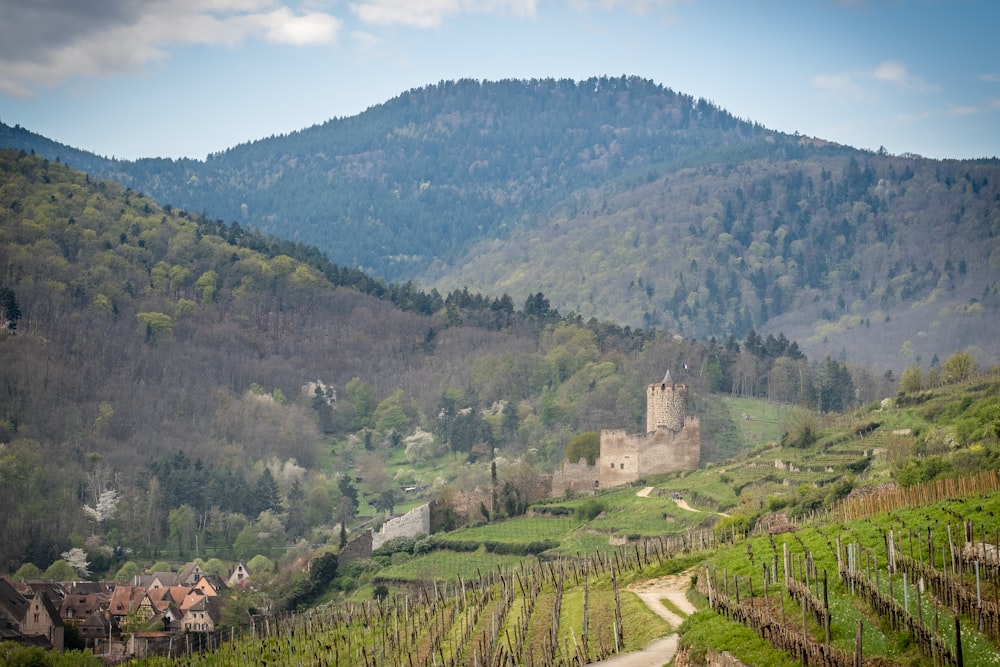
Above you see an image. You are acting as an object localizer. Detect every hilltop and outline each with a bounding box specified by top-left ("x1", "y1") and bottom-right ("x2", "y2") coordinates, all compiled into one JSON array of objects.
[{"x1": 3, "y1": 76, "x2": 998, "y2": 369}]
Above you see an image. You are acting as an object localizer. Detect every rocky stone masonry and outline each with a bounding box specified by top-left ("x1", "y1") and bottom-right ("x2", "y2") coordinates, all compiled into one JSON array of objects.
[
  {"x1": 552, "y1": 371, "x2": 701, "y2": 496},
  {"x1": 372, "y1": 503, "x2": 432, "y2": 550}
]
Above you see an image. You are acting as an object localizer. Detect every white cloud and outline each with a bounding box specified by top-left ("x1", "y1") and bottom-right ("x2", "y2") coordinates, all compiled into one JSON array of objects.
[
  {"x1": 349, "y1": 0, "x2": 537, "y2": 28},
  {"x1": 949, "y1": 105, "x2": 980, "y2": 116},
  {"x1": 567, "y1": 0, "x2": 684, "y2": 12},
  {"x1": 980, "y1": 73, "x2": 1000, "y2": 83},
  {"x1": 0, "y1": 1, "x2": 341, "y2": 97},
  {"x1": 812, "y1": 60, "x2": 937, "y2": 105},
  {"x1": 252, "y1": 8, "x2": 342, "y2": 45},
  {"x1": 872, "y1": 60, "x2": 935, "y2": 93},
  {"x1": 811, "y1": 72, "x2": 868, "y2": 102}
]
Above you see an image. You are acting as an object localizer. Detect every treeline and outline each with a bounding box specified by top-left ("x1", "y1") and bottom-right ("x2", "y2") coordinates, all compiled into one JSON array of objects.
[
  {"x1": 193, "y1": 215, "x2": 648, "y2": 348},
  {"x1": 3, "y1": 76, "x2": 848, "y2": 283}
]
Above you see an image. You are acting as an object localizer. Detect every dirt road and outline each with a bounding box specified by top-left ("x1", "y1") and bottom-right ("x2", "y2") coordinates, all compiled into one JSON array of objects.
[
  {"x1": 636, "y1": 486, "x2": 730, "y2": 518},
  {"x1": 587, "y1": 569, "x2": 698, "y2": 667}
]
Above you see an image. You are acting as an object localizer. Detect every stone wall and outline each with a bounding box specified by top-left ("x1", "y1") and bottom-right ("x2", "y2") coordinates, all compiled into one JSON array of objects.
[
  {"x1": 372, "y1": 503, "x2": 431, "y2": 550},
  {"x1": 674, "y1": 647, "x2": 749, "y2": 667},
  {"x1": 598, "y1": 429, "x2": 643, "y2": 487},
  {"x1": 338, "y1": 531, "x2": 373, "y2": 566},
  {"x1": 551, "y1": 459, "x2": 600, "y2": 497},
  {"x1": 636, "y1": 415, "x2": 701, "y2": 475},
  {"x1": 449, "y1": 488, "x2": 492, "y2": 520}
]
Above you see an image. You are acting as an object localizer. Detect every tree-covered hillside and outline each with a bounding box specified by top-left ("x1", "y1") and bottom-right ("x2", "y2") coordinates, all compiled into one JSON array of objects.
[
  {"x1": 0, "y1": 150, "x2": 897, "y2": 578},
  {"x1": 439, "y1": 153, "x2": 1000, "y2": 369},
  {"x1": 4, "y1": 77, "x2": 788, "y2": 281}
]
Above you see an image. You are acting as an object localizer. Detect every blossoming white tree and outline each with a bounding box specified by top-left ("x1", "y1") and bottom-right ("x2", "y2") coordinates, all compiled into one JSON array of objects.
[
  {"x1": 83, "y1": 489, "x2": 121, "y2": 525},
  {"x1": 61, "y1": 548, "x2": 91, "y2": 578}
]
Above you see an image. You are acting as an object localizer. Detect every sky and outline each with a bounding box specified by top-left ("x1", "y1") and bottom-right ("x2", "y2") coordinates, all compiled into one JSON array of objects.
[{"x1": 1, "y1": 0, "x2": 998, "y2": 162}]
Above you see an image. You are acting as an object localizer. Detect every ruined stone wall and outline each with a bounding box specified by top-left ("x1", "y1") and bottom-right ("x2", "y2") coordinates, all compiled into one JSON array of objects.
[
  {"x1": 338, "y1": 531, "x2": 373, "y2": 566},
  {"x1": 372, "y1": 503, "x2": 431, "y2": 550},
  {"x1": 638, "y1": 416, "x2": 701, "y2": 475},
  {"x1": 519, "y1": 472, "x2": 554, "y2": 504},
  {"x1": 449, "y1": 488, "x2": 492, "y2": 520},
  {"x1": 551, "y1": 459, "x2": 600, "y2": 497},
  {"x1": 598, "y1": 429, "x2": 643, "y2": 488}
]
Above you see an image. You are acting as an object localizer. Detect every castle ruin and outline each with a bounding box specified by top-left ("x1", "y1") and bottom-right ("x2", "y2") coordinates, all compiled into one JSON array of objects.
[{"x1": 551, "y1": 371, "x2": 700, "y2": 495}]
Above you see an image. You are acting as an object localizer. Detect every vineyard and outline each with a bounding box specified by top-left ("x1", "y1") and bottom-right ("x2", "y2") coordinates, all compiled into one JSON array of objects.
[
  {"x1": 133, "y1": 542, "x2": 709, "y2": 666},
  {"x1": 126, "y1": 474, "x2": 1000, "y2": 666},
  {"x1": 696, "y1": 478, "x2": 1000, "y2": 666}
]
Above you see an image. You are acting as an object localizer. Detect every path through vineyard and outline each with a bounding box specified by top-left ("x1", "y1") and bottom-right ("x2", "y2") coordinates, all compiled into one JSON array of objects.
[
  {"x1": 590, "y1": 568, "x2": 698, "y2": 667},
  {"x1": 637, "y1": 486, "x2": 731, "y2": 517}
]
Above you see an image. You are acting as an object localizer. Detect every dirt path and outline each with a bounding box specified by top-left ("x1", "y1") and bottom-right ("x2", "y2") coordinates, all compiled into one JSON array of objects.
[
  {"x1": 674, "y1": 498, "x2": 730, "y2": 517},
  {"x1": 635, "y1": 486, "x2": 730, "y2": 518},
  {"x1": 587, "y1": 569, "x2": 699, "y2": 667}
]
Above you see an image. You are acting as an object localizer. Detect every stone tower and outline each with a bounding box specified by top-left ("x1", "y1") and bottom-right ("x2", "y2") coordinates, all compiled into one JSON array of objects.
[
  {"x1": 646, "y1": 370, "x2": 688, "y2": 433},
  {"x1": 551, "y1": 368, "x2": 701, "y2": 497}
]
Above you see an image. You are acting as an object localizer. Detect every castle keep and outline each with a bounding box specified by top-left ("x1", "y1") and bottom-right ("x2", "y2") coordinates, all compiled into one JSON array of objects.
[{"x1": 552, "y1": 371, "x2": 700, "y2": 495}]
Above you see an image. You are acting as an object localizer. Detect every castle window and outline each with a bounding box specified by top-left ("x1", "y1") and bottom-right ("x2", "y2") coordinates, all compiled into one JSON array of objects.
[
  {"x1": 620, "y1": 463, "x2": 624, "y2": 469},
  {"x1": 609, "y1": 462, "x2": 614, "y2": 469}
]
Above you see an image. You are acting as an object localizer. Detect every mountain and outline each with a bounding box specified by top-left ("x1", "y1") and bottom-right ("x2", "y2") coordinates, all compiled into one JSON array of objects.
[{"x1": 3, "y1": 76, "x2": 999, "y2": 369}]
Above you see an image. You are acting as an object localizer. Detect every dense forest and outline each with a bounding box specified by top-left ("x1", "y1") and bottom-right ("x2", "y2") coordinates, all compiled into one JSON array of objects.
[
  {"x1": 0, "y1": 150, "x2": 896, "y2": 577},
  {"x1": 4, "y1": 76, "x2": 997, "y2": 369}
]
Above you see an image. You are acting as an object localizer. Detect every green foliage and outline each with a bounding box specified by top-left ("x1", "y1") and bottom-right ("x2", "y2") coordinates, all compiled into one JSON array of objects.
[
  {"x1": 0, "y1": 644, "x2": 104, "y2": 667},
  {"x1": 309, "y1": 551, "x2": 338, "y2": 589},
  {"x1": 0, "y1": 287, "x2": 20, "y2": 331},
  {"x1": 114, "y1": 561, "x2": 141, "y2": 582},
  {"x1": 373, "y1": 389, "x2": 413, "y2": 435},
  {"x1": 941, "y1": 350, "x2": 977, "y2": 384},
  {"x1": 564, "y1": 431, "x2": 600, "y2": 464},
  {"x1": 136, "y1": 311, "x2": 173, "y2": 340},
  {"x1": 0, "y1": 147, "x2": 994, "y2": 587},
  {"x1": 342, "y1": 377, "x2": 376, "y2": 431},
  {"x1": 246, "y1": 554, "x2": 275, "y2": 576},
  {"x1": 781, "y1": 409, "x2": 819, "y2": 448},
  {"x1": 373, "y1": 535, "x2": 423, "y2": 557},
  {"x1": 896, "y1": 456, "x2": 954, "y2": 487},
  {"x1": 898, "y1": 364, "x2": 923, "y2": 393},
  {"x1": 219, "y1": 589, "x2": 257, "y2": 630},
  {"x1": 679, "y1": 611, "x2": 801, "y2": 667},
  {"x1": 12, "y1": 562, "x2": 41, "y2": 581},
  {"x1": 573, "y1": 498, "x2": 606, "y2": 521},
  {"x1": 43, "y1": 560, "x2": 77, "y2": 581}
]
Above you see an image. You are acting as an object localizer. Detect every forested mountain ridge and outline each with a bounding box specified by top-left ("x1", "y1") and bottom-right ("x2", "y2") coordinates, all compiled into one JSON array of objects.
[
  {"x1": 2, "y1": 76, "x2": 999, "y2": 368},
  {"x1": 2, "y1": 77, "x2": 784, "y2": 281}
]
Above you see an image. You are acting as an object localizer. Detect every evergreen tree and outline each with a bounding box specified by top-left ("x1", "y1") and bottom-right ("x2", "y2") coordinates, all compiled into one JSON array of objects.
[{"x1": 252, "y1": 468, "x2": 283, "y2": 516}]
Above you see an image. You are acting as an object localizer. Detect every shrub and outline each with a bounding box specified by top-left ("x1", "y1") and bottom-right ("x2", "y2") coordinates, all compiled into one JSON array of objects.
[{"x1": 573, "y1": 499, "x2": 605, "y2": 521}]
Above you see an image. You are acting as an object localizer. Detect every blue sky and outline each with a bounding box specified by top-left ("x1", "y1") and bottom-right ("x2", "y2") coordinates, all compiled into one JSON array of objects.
[{"x1": 1, "y1": 0, "x2": 998, "y2": 161}]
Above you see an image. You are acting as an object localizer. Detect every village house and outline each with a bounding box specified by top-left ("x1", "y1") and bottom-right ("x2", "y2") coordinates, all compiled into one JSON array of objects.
[
  {"x1": 0, "y1": 560, "x2": 243, "y2": 659},
  {"x1": 0, "y1": 577, "x2": 64, "y2": 650},
  {"x1": 227, "y1": 560, "x2": 251, "y2": 588}
]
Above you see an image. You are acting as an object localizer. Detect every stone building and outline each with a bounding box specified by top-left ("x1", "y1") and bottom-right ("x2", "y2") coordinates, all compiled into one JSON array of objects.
[{"x1": 552, "y1": 371, "x2": 700, "y2": 495}]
